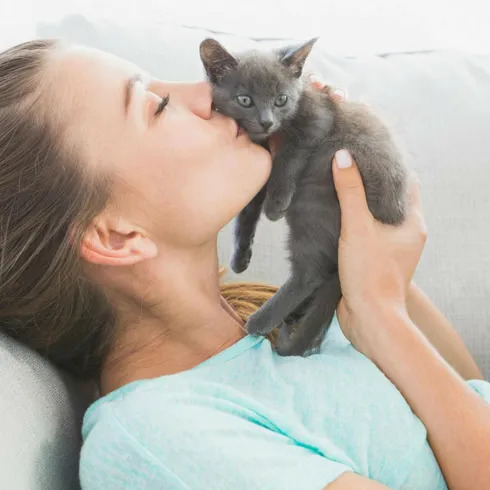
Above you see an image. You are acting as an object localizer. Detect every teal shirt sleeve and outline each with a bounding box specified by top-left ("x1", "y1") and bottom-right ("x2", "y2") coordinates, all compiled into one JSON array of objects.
[
  {"x1": 80, "y1": 394, "x2": 352, "y2": 490},
  {"x1": 467, "y1": 378, "x2": 490, "y2": 400}
]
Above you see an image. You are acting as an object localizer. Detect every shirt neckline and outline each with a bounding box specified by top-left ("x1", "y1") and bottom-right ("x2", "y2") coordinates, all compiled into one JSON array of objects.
[
  {"x1": 191, "y1": 333, "x2": 263, "y2": 370},
  {"x1": 85, "y1": 334, "x2": 265, "y2": 416}
]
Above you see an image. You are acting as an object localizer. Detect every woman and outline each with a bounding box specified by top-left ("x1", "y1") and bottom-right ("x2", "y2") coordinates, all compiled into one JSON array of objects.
[{"x1": 0, "y1": 39, "x2": 488, "y2": 489}]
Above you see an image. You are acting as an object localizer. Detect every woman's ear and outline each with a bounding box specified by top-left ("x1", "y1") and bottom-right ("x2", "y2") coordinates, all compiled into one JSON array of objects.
[{"x1": 80, "y1": 216, "x2": 158, "y2": 266}]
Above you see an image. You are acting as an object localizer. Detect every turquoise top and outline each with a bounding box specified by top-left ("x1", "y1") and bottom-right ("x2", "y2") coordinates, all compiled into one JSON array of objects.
[{"x1": 80, "y1": 316, "x2": 489, "y2": 489}]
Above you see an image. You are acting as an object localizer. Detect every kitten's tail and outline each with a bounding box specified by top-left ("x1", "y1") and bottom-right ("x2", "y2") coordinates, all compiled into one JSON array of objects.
[{"x1": 275, "y1": 274, "x2": 341, "y2": 356}]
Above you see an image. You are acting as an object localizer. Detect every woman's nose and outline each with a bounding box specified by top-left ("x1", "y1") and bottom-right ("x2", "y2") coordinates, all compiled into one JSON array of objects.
[{"x1": 165, "y1": 81, "x2": 213, "y2": 120}]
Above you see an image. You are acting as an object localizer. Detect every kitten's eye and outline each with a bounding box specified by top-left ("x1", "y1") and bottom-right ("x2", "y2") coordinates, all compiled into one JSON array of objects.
[
  {"x1": 275, "y1": 95, "x2": 288, "y2": 107},
  {"x1": 236, "y1": 95, "x2": 253, "y2": 108}
]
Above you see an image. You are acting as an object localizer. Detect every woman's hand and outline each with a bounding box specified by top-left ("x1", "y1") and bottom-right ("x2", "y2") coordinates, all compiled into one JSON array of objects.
[
  {"x1": 332, "y1": 152, "x2": 427, "y2": 358},
  {"x1": 333, "y1": 154, "x2": 490, "y2": 490}
]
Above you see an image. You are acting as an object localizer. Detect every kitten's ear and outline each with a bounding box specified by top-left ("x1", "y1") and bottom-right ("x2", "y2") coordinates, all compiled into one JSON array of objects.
[
  {"x1": 199, "y1": 38, "x2": 238, "y2": 83},
  {"x1": 279, "y1": 38, "x2": 318, "y2": 78}
]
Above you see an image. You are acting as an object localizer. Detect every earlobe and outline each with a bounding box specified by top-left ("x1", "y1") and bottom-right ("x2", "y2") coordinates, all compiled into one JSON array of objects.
[{"x1": 80, "y1": 219, "x2": 158, "y2": 267}]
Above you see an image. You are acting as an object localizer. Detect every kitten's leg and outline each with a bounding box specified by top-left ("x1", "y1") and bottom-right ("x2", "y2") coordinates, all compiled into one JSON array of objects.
[
  {"x1": 356, "y1": 144, "x2": 409, "y2": 226},
  {"x1": 275, "y1": 274, "x2": 341, "y2": 356},
  {"x1": 264, "y1": 147, "x2": 311, "y2": 222},
  {"x1": 338, "y1": 102, "x2": 409, "y2": 225},
  {"x1": 231, "y1": 185, "x2": 267, "y2": 273},
  {"x1": 245, "y1": 274, "x2": 322, "y2": 335}
]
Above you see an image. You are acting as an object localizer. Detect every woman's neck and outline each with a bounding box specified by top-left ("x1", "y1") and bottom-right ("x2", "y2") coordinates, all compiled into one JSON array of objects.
[{"x1": 98, "y1": 244, "x2": 246, "y2": 397}]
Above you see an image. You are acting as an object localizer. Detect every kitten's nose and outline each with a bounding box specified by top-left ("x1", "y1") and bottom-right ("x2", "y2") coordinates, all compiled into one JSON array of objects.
[{"x1": 260, "y1": 119, "x2": 273, "y2": 130}]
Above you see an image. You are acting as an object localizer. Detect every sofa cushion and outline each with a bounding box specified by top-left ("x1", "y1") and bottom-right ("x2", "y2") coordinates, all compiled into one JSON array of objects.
[{"x1": 0, "y1": 332, "x2": 94, "y2": 489}]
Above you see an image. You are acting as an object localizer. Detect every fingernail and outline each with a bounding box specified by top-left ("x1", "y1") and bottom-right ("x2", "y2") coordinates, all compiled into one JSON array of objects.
[
  {"x1": 335, "y1": 149, "x2": 352, "y2": 169},
  {"x1": 333, "y1": 88, "x2": 346, "y2": 100},
  {"x1": 308, "y1": 73, "x2": 324, "y2": 87}
]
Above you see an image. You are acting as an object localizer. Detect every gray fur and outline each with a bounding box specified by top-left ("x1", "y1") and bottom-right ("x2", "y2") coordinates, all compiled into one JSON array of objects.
[{"x1": 200, "y1": 38, "x2": 409, "y2": 355}]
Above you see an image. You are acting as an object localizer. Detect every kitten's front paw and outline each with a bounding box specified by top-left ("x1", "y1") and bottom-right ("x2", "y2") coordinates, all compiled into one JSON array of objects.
[
  {"x1": 245, "y1": 309, "x2": 280, "y2": 336},
  {"x1": 264, "y1": 190, "x2": 293, "y2": 221},
  {"x1": 231, "y1": 247, "x2": 252, "y2": 273}
]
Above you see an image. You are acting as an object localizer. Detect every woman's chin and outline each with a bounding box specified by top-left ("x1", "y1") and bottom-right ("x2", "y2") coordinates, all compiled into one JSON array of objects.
[{"x1": 251, "y1": 146, "x2": 272, "y2": 180}]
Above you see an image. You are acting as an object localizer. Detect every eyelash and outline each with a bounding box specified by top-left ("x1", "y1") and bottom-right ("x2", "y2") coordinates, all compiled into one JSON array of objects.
[{"x1": 154, "y1": 94, "x2": 170, "y2": 118}]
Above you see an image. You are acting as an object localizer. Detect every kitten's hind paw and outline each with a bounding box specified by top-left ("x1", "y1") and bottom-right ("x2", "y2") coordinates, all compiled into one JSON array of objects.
[{"x1": 231, "y1": 247, "x2": 252, "y2": 273}]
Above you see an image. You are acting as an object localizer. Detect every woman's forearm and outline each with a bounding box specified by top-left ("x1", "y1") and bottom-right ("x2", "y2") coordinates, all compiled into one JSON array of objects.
[
  {"x1": 406, "y1": 282, "x2": 483, "y2": 380},
  {"x1": 366, "y1": 306, "x2": 490, "y2": 490}
]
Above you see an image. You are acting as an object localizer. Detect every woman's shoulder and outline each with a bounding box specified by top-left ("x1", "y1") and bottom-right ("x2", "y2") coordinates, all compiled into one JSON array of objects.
[
  {"x1": 81, "y1": 369, "x2": 276, "y2": 449},
  {"x1": 80, "y1": 389, "x2": 211, "y2": 489}
]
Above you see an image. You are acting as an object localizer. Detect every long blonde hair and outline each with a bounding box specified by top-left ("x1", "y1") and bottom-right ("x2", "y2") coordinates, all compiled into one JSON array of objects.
[{"x1": 219, "y1": 267, "x2": 279, "y2": 344}]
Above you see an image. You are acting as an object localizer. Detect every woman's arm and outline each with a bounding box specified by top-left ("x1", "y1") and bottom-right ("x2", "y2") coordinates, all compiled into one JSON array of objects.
[
  {"x1": 360, "y1": 305, "x2": 490, "y2": 489},
  {"x1": 324, "y1": 473, "x2": 390, "y2": 489},
  {"x1": 331, "y1": 151, "x2": 490, "y2": 489},
  {"x1": 406, "y1": 282, "x2": 483, "y2": 380},
  {"x1": 315, "y1": 83, "x2": 482, "y2": 381}
]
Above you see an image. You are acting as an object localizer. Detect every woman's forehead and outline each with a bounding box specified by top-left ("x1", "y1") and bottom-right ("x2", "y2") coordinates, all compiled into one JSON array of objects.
[
  {"x1": 48, "y1": 45, "x2": 144, "y2": 91},
  {"x1": 44, "y1": 46, "x2": 144, "y2": 170},
  {"x1": 45, "y1": 46, "x2": 149, "y2": 127}
]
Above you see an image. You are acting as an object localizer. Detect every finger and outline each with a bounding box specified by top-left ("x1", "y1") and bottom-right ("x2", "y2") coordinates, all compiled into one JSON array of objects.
[
  {"x1": 308, "y1": 73, "x2": 324, "y2": 89},
  {"x1": 307, "y1": 74, "x2": 347, "y2": 102},
  {"x1": 330, "y1": 88, "x2": 346, "y2": 102},
  {"x1": 308, "y1": 74, "x2": 336, "y2": 96},
  {"x1": 332, "y1": 150, "x2": 372, "y2": 231},
  {"x1": 312, "y1": 80, "x2": 325, "y2": 90}
]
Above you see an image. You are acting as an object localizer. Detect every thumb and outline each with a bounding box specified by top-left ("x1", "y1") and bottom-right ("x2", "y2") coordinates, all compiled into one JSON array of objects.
[{"x1": 332, "y1": 150, "x2": 371, "y2": 231}]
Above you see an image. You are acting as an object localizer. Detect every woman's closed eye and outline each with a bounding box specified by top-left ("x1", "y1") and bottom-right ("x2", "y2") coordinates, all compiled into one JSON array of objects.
[
  {"x1": 144, "y1": 86, "x2": 170, "y2": 123},
  {"x1": 154, "y1": 94, "x2": 170, "y2": 118}
]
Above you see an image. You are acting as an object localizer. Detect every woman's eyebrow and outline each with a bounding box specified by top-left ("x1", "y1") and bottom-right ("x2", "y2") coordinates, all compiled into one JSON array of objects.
[{"x1": 124, "y1": 73, "x2": 143, "y2": 117}]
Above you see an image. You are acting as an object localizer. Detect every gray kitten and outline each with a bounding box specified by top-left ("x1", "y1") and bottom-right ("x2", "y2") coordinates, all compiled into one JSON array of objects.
[{"x1": 200, "y1": 38, "x2": 409, "y2": 355}]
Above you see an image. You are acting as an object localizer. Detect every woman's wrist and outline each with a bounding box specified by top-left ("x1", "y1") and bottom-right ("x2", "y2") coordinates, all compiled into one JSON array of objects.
[
  {"x1": 358, "y1": 281, "x2": 418, "y2": 337},
  {"x1": 347, "y1": 294, "x2": 417, "y2": 365},
  {"x1": 338, "y1": 296, "x2": 413, "y2": 362}
]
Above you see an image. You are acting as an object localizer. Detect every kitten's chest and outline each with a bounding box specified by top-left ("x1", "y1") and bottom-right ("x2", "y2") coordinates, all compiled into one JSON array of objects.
[{"x1": 290, "y1": 148, "x2": 336, "y2": 201}]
